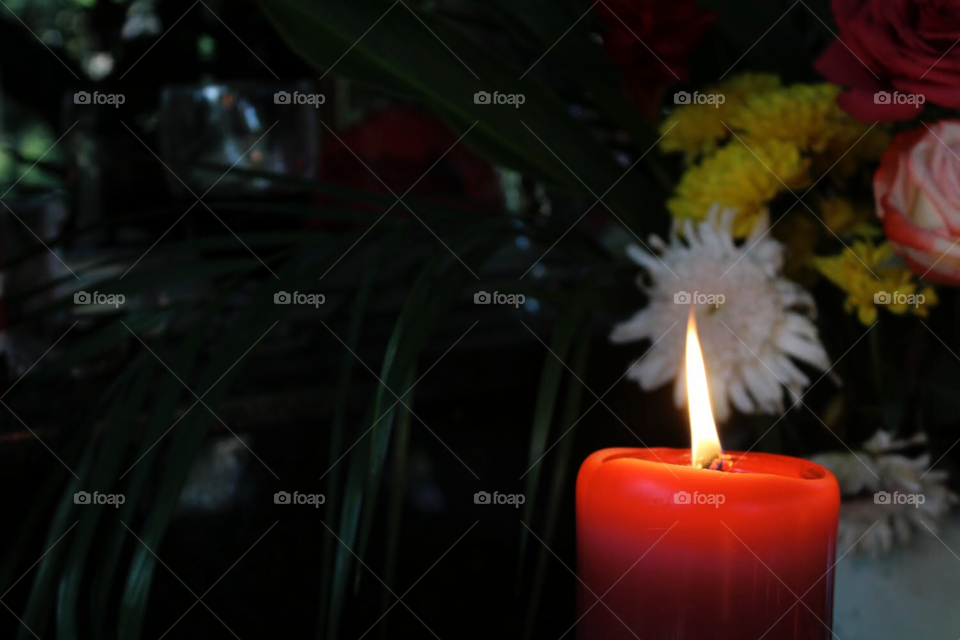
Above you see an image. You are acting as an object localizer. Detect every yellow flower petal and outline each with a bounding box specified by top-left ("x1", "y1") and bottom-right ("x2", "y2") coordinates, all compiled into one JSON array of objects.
[
  {"x1": 659, "y1": 73, "x2": 782, "y2": 163},
  {"x1": 668, "y1": 140, "x2": 811, "y2": 237},
  {"x1": 813, "y1": 241, "x2": 938, "y2": 326}
]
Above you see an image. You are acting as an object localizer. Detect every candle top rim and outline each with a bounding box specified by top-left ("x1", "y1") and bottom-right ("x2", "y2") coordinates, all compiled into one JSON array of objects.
[{"x1": 597, "y1": 447, "x2": 830, "y2": 482}]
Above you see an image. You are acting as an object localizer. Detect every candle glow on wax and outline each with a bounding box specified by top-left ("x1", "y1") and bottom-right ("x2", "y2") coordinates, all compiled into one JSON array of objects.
[{"x1": 685, "y1": 311, "x2": 722, "y2": 469}]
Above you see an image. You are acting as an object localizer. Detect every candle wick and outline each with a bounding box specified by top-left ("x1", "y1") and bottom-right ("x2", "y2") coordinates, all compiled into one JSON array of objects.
[{"x1": 706, "y1": 455, "x2": 724, "y2": 472}]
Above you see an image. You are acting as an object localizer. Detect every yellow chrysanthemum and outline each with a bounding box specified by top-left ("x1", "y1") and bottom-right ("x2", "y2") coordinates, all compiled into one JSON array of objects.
[
  {"x1": 776, "y1": 200, "x2": 878, "y2": 279},
  {"x1": 659, "y1": 73, "x2": 781, "y2": 162},
  {"x1": 777, "y1": 198, "x2": 881, "y2": 279},
  {"x1": 729, "y1": 84, "x2": 855, "y2": 154},
  {"x1": 813, "y1": 241, "x2": 938, "y2": 325},
  {"x1": 775, "y1": 212, "x2": 820, "y2": 281},
  {"x1": 668, "y1": 140, "x2": 811, "y2": 237},
  {"x1": 819, "y1": 196, "x2": 877, "y2": 237},
  {"x1": 816, "y1": 125, "x2": 891, "y2": 180}
]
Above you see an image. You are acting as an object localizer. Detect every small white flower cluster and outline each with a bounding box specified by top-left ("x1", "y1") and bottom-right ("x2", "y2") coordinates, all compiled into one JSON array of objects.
[{"x1": 813, "y1": 430, "x2": 957, "y2": 557}]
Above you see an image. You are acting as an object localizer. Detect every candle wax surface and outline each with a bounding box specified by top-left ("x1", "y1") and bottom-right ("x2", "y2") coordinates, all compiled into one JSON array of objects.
[{"x1": 577, "y1": 448, "x2": 840, "y2": 640}]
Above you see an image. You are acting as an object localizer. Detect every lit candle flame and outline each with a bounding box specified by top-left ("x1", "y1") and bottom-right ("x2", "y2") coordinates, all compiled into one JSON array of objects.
[{"x1": 685, "y1": 310, "x2": 723, "y2": 469}]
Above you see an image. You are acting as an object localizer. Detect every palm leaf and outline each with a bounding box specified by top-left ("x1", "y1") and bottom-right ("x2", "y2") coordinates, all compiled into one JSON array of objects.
[
  {"x1": 378, "y1": 370, "x2": 414, "y2": 640},
  {"x1": 317, "y1": 234, "x2": 389, "y2": 637},
  {"x1": 326, "y1": 230, "x2": 502, "y2": 639},
  {"x1": 258, "y1": 0, "x2": 657, "y2": 221},
  {"x1": 116, "y1": 231, "x2": 370, "y2": 639},
  {"x1": 56, "y1": 356, "x2": 156, "y2": 640},
  {"x1": 516, "y1": 304, "x2": 586, "y2": 581},
  {"x1": 523, "y1": 322, "x2": 593, "y2": 639},
  {"x1": 88, "y1": 303, "x2": 227, "y2": 638}
]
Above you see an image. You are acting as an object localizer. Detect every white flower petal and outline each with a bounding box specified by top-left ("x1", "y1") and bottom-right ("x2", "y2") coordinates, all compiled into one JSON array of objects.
[
  {"x1": 729, "y1": 377, "x2": 756, "y2": 414},
  {"x1": 777, "y1": 330, "x2": 831, "y2": 371},
  {"x1": 611, "y1": 205, "x2": 832, "y2": 422},
  {"x1": 637, "y1": 352, "x2": 678, "y2": 389},
  {"x1": 610, "y1": 310, "x2": 653, "y2": 344},
  {"x1": 709, "y1": 375, "x2": 731, "y2": 423}
]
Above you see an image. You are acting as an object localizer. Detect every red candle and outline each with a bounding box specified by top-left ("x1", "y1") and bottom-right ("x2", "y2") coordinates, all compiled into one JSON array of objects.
[
  {"x1": 577, "y1": 448, "x2": 839, "y2": 639},
  {"x1": 576, "y1": 313, "x2": 840, "y2": 639}
]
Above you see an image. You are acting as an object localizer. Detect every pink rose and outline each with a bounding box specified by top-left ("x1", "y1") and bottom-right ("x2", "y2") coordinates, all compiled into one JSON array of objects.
[{"x1": 874, "y1": 121, "x2": 960, "y2": 285}]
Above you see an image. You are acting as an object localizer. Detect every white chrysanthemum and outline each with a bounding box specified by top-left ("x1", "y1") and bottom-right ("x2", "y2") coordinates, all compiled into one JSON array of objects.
[{"x1": 611, "y1": 206, "x2": 831, "y2": 422}]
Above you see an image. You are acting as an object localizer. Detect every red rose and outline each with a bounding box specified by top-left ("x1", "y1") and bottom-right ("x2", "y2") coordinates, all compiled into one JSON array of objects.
[
  {"x1": 874, "y1": 121, "x2": 960, "y2": 284},
  {"x1": 319, "y1": 107, "x2": 503, "y2": 213},
  {"x1": 594, "y1": 0, "x2": 716, "y2": 119},
  {"x1": 816, "y1": 0, "x2": 960, "y2": 122}
]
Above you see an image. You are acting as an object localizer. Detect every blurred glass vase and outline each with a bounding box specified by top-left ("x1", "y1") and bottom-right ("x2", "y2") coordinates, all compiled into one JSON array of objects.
[{"x1": 159, "y1": 81, "x2": 320, "y2": 197}]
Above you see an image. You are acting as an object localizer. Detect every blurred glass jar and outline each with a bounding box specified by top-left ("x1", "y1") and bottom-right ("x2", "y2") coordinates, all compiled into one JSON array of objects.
[{"x1": 159, "y1": 81, "x2": 320, "y2": 198}]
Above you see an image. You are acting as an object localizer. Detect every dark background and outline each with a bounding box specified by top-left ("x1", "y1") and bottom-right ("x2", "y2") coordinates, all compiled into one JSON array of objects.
[{"x1": 1, "y1": 1, "x2": 953, "y2": 639}]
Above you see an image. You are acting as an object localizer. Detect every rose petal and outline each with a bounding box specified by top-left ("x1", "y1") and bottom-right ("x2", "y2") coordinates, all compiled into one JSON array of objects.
[
  {"x1": 883, "y1": 202, "x2": 960, "y2": 284},
  {"x1": 875, "y1": 127, "x2": 927, "y2": 220},
  {"x1": 906, "y1": 135, "x2": 960, "y2": 232},
  {"x1": 816, "y1": 39, "x2": 884, "y2": 90},
  {"x1": 895, "y1": 79, "x2": 960, "y2": 109},
  {"x1": 838, "y1": 88, "x2": 926, "y2": 122}
]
